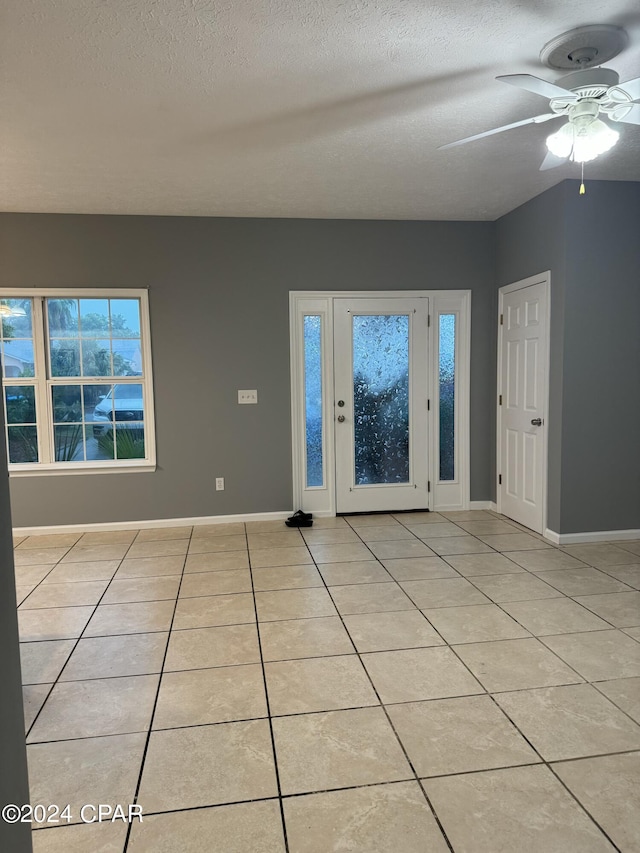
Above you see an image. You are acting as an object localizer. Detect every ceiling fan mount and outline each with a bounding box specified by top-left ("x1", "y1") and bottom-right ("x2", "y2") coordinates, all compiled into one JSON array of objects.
[{"x1": 540, "y1": 25, "x2": 629, "y2": 70}]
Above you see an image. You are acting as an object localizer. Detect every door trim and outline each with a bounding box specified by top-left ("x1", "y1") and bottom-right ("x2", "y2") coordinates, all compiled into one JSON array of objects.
[
  {"x1": 290, "y1": 290, "x2": 471, "y2": 516},
  {"x1": 496, "y1": 272, "x2": 551, "y2": 534}
]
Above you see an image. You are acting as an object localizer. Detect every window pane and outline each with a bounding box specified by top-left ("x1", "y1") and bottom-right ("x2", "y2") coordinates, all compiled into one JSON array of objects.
[
  {"x1": 80, "y1": 299, "x2": 110, "y2": 337},
  {"x1": 111, "y1": 299, "x2": 141, "y2": 337},
  {"x1": 112, "y1": 383, "x2": 144, "y2": 423},
  {"x1": 89, "y1": 384, "x2": 115, "y2": 448},
  {"x1": 303, "y1": 315, "x2": 323, "y2": 488},
  {"x1": 5, "y1": 387, "x2": 36, "y2": 424},
  {"x1": 54, "y1": 424, "x2": 85, "y2": 461},
  {"x1": 84, "y1": 384, "x2": 113, "y2": 421},
  {"x1": 47, "y1": 299, "x2": 79, "y2": 338},
  {"x1": 115, "y1": 424, "x2": 145, "y2": 460},
  {"x1": 50, "y1": 339, "x2": 80, "y2": 377},
  {"x1": 1, "y1": 300, "x2": 35, "y2": 380},
  {"x1": 439, "y1": 314, "x2": 456, "y2": 481},
  {"x1": 82, "y1": 339, "x2": 112, "y2": 377},
  {"x1": 1, "y1": 299, "x2": 32, "y2": 338},
  {"x1": 52, "y1": 386, "x2": 83, "y2": 423},
  {"x1": 112, "y1": 339, "x2": 142, "y2": 376},
  {"x1": 86, "y1": 425, "x2": 114, "y2": 461},
  {"x1": 86, "y1": 385, "x2": 117, "y2": 460},
  {"x1": 353, "y1": 315, "x2": 409, "y2": 486},
  {"x1": 2, "y1": 340, "x2": 35, "y2": 378},
  {"x1": 8, "y1": 426, "x2": 38, "y2": 463}
]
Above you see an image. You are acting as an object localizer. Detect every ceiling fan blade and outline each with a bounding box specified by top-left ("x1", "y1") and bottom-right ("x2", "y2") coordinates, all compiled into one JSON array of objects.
[
  {"x1": 616, "y1": 76, "x2": 640, "y2": 102},
  {"x1": 497, "y1": 74, "x2": 577, "y2": 101},
  {"x1": 612, "y1": 103, "x2": 640, "y2": 125},
  {"x1": 439, "y1": 113, "x2": 560, "y2": 150},
  {"x1": 539, "y1": 150, "x2": 567, "y2": 171}
]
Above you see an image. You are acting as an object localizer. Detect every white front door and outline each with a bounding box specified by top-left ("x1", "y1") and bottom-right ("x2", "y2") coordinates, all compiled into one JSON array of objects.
[
  {"x1": 333, "y1": 297, "x2": 429, "y2": 513},
  {"x1": 498, "y1": 278, "x2": 549, "y2": 533}
]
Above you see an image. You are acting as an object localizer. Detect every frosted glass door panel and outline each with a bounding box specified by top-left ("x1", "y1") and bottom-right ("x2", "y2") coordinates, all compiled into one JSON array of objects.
[
  {"x1": 438, "y1": 314, "x2": 456, "y2": 481},
  {"x1": 334, "y1": 298, "x2": 429, "y2": 514},
  {"x1": 303, "y1": 315, "x2": 323, "y2": 487},
  {"x1": 352, "y1": 315, "x2": 409, "y2": 485}
]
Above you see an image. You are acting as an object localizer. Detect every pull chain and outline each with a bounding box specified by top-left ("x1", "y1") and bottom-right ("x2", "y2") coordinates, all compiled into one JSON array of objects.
[{"x1": 580, "y1": 161, "x2": 586, "y2": 195}]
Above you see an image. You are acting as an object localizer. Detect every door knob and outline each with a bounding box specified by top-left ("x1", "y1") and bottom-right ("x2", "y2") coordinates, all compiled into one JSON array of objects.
[
  {"x1": 337, "y1": 414, "x2": 345, "y2": 423},
  {"x1": 531, "y1": 418, "x2": 542, "y2": 426}
]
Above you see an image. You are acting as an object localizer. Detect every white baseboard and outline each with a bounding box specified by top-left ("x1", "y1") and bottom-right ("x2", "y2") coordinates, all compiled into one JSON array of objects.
[
  {"x1": 17, "y1": 510, "x2": 635, "y2": 544},
  {"x1": 12, "y1": 510, "x2": 305, "y2": 537},
  {"x1": 469, "y1": 501, "x2": 498, "y2": 511},
  {"x1": 545, "y1": 528, "x2": 640, "y2": 545}
]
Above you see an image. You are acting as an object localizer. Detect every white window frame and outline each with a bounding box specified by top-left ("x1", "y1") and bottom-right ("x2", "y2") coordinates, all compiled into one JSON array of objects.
[
  {"x1": 290, "y1": 290, "x2": 470, "y2": 515},
  {"x1": 1, "y1": 288, "x2": 156, "y2": 476},
  {"x1": 430, "y1": 294, "x2": 471, "y2": 511}
]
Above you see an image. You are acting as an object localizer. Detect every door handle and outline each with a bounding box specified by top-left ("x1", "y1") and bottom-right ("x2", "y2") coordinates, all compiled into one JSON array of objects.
[
  {"x1": 531, "y1": 418, "x2": 543, "y2": 426},
  {"x1": 337, "y1": 414, "x2": 345, "y2": 423}
]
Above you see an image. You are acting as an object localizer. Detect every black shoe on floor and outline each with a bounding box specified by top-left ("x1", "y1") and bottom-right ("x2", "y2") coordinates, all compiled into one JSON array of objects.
[
  {"x1": 285, "y1": 517, "x2": 313, "y2": 527},
  {"x1": 293, "y1": 509, "x2": 312, "y2": 519},
  {"x1": 285, "y1": 509, "x2": 313, "y2": 527}
]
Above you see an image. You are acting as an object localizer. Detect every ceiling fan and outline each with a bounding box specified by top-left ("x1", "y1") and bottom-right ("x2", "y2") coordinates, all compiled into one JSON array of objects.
[{"x1": 439, "y1": 25, "x2": 640, "y2": 171}]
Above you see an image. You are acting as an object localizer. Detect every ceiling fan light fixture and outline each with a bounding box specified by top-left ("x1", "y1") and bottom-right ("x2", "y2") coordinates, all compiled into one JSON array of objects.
[
  {"x1": 546, "y1": 117, "x2": 619, "y2": 163},
  {"x1": 574, "y1": 118, "x2": 618, "y2": 162},
  {"x1": 545, "y1": 123, "x2": 574, "y2": 158}
]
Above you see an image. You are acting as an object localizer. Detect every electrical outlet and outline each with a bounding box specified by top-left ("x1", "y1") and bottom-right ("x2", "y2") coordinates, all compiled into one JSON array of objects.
[
  {"x1": 215, "y1": 477, "x2": 224, "y2": 491},
  {"x1": 238, "y1": 389, "x2": 258, "y2": 404}
]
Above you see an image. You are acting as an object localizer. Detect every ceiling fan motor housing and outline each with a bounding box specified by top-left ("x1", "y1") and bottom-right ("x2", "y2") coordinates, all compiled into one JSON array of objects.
[
  {"x1": 549, "y1": 69, "x2": 634, "y2": 124},
  {"x1": 556, "y1": 68, "x2": 619, "y2": 92}
]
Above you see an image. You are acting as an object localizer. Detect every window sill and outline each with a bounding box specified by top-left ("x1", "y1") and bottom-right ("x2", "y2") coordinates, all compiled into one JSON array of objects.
[{"x1": 8, "y1": 461, "x2": 157, "y2": 478}]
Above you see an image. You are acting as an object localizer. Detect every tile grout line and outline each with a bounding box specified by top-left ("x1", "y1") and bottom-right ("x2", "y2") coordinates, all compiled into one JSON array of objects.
[
  {"x1": 428, "y1": 563, "x2": 628, "y2": 643},
  {"x1": 15, "y1": 538, "x2": 81, "y2": 606},
  {"x1": 545, "y1": 761, "x2": 623, "y2": 852},
  {"x1": 25, "y1": 532, "x2": 154, "y2": 837},
  {"x1": 341, "y1": 515, "x2": 635, "y2": 849},
  {"x1": 399, "y1": 517, "x2": 635, "y2": 643},
  {"x1": 295, "y1": 518, "x2": 457, "y2": 853},
  {"x1": 246, "y1": 527, "x2": 291, "y2": 853},
  {"x1": 120, "y1": 528, "x2": 193, "y2": 853},
  {"x1": 587, "y1": 680, "x2": 640, "y2": 729},
  {"x1": 422, "y1": 520, "x2": 631, "y2": 851},
  {"x1": 26, "y1": 734, "x2": 640, "y2": 832},
  {"x1": 23, "y1": 536, "x2": 144, "y2": 743},
  {"x1": 490, "y1": 692, "x2": 624, "y2": 853}
]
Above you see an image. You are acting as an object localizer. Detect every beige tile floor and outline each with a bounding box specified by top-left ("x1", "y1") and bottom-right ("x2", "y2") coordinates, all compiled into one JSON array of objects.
[{"x1": 13, "y1": 512, "x2": 640, "y2": 852}]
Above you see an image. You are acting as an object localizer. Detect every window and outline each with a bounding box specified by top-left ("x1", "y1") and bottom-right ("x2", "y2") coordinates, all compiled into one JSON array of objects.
[
  {"x1": 438, "y1": 313, "x2": 456, "y2": 481},
  {"x1": 303, "y1": 315, "x2": 324, "y2": 488},
  {"x1": 0, "y1": 290, "x2": 155, "y2": 474}
]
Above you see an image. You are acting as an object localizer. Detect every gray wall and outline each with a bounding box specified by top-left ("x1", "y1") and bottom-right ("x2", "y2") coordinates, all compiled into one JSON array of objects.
[
  {"x1": 497, "y1": 180, "x2": 640, "y2": 534},
  {"x1": 0, "y1": 374, "x2": 32, "y2": 853},
  {"x1": 0, "y1": 214, "x2": 497, "y2": 527},
  {"x1": 561, "y1": 181, "x2": 640, "y2": 533},
  {"x1": 496, "y1": 181, "x2": 568, "y2": 532}
]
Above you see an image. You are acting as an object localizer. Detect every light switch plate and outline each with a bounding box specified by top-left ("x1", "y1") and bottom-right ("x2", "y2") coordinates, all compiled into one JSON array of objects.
[{"x1": 238, "y1": 389, "x2": 258, "y2": 404}]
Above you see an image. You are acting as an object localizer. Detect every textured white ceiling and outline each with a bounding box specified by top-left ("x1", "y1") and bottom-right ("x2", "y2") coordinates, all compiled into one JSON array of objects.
[{"x1": 2, "y1": 0, "x2": 640, "y2": 220}]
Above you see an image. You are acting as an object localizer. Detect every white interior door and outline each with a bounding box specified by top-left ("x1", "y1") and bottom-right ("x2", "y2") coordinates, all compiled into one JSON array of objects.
[
  {"x1": 498, "y1": 279, "x2": 549, "y2": 533},
  {"x1": 333, "y1": 297, "x2": 429, "y2": 513}
]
